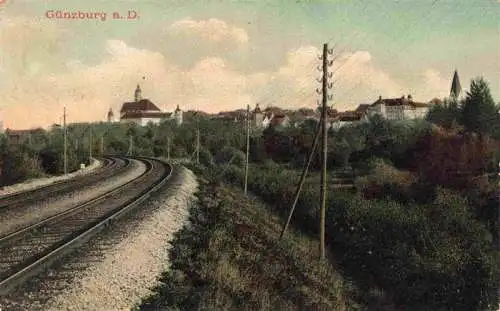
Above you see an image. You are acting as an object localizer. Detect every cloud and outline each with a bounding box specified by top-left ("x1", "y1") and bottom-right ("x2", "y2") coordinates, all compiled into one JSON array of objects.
[
  {"x1": 1, "y1": 38, "x2": 254, "y2": 128},
  {"x1": 2, "y1": 38, "x2": 410, "y2": 129},
  {"x1": 168, "y1": 18, "x2": 249, "y2": 44},
  {"x1": 153, "y1": 18, "x2": 251, "y2": 69},
  {"x1": 331, "y1": 51, "x2": 405, "y2": 103},
  {"x1": 0, "y1": 16, "x2": 64, "y2": 79},
  {"x1": 2, "y1": 39, "x2": 174, "y2": 129},
  {"x1": 0, "y1": 15, "x2": 451, "y2": 129},
  {"x1": 421, "y1": 68, "x2": 450, "y2": 99}
]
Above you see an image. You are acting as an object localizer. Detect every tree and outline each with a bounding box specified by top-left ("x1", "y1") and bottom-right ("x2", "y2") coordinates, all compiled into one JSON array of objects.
[
  {"x1": 460, "y1": 78, "x2": 499, "y2": 137},
  {"x1": 426, "y1": 98, "x2": 461, "y2": 129}
]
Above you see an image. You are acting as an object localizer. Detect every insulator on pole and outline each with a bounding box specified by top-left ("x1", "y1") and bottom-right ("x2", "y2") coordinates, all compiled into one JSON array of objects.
[
  {"x1": 328, "y1": 95, "x2": 333, "y2": 100},
  {"x1": 318, "y1": 55, "x2": 323, "y2": 60},
  {"x1": 328, "y1": 48, "x2": 334, "y2": 55},
  {"x1": 316, "y1": 88, "x2": 322, "y2": 94},
  {"x1": 316, "y1": 65, "x2": 322, "y2": 71},
  {"x1": 328, "y1": 72, "x2": 333, "y2": 78},
  {"x1": 328, "y1": 83, "x2": 333, "y2": 88},
  {"x1": 316, "y1": 77, "x2": 323, "y2": 83},
  {"x1": 328, "y1": 60, "x2": 334, "y2": 66}
]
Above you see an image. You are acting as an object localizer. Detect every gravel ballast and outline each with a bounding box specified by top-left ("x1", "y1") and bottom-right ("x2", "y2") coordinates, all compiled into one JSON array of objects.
[
  {"x1": 0, "y1": 158, "x2": 102, "y2": 197},
  {"x1": 0, "y1": 159, "x2": 146, "y2": 236},
  {"x1": 43, "y1": 166, "x2": 198, "y2": 310}
]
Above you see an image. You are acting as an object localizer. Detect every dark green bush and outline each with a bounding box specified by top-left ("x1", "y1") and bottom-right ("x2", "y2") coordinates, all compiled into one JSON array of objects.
[{"x1": 221, "y1": 163, "x2": 500, "y2": 310}]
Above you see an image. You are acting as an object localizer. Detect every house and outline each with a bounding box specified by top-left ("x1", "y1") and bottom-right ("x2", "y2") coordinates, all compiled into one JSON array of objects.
[
  {"x1": 366, "y1": 95, "x2": 431, "y2": 120},
  {"x1": 211, "y1": 109, "x2": 246, "y2": 122},
  {"x1": 119, "y1": 84, "x2": 169, "y2": 126},
  {"x1": 330, "y1": 110, "x2": 365, "y2": 129},
  {"x1": 250, "y1": 103, "x2": 294, "y2": 129}
]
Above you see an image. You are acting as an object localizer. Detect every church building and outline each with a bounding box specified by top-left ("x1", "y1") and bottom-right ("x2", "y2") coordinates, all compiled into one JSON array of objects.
[
  {"x1": 119, "y1": 84, "x2": 169, "y2": 126},
  {"x1": 119, "y1": 84, "x2": 183, "y2": 126}
]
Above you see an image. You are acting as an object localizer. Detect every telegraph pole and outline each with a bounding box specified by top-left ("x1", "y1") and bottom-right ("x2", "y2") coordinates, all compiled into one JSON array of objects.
[
  {"x1": 100, "y1": 135, "x2": 104, "y2": 155},
  {"x1": 63, "y1": 105, "x2": 68, "y2": 175},
  {"x1": 128, "y1": 135, "x2": 133, "y2": 156},
  {"x1": 167, "y1": 136, "x2": 171, "y2": 161},
  {"x1": 244, "y1": 104, "x2": 250, "y2": 196},
  {"x1": 89, "y1": 125, "x2": 93, "y2": 161},
  {"x1": 280, "y1": 44, "x2": 333, "y2": 246},
  {"x1": 319, "y1": 43, "x2": 332, "y2": 260},
  {"x1": 280, "y1": 113, "x2": 323, "y2": 239},
  {"x1": 196, "y1": 128, "x2": 200, "y2": 164}
]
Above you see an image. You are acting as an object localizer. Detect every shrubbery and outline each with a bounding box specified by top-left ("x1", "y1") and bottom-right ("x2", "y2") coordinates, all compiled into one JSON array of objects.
[{"x1": 219, "y1": 163, "x2": 500, "y2": 310}]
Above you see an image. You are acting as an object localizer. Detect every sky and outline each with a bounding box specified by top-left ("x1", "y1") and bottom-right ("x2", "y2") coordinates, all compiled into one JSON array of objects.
[{"x1": 0, "y1": 0, "x2": 499, "y2": 129}]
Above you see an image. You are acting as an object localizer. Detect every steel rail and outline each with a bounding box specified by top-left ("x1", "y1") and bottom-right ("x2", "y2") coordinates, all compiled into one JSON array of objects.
[
  {"x1": 0, "y1": 157, "x2": 113, "y2": 200},
  {"x1": 0, "y1": 157, "x2": 172, "y2": 295},
  {"x1": 0, "y1": 156, "x2": 131, "y2": 209}
]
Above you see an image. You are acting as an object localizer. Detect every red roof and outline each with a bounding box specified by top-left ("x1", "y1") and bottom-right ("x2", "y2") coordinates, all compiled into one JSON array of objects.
[
  {"x1": 5, "y1": 128, "x2": 44, "y2": 136},
  {"x1": 264, "y1": 106, "x2": 283, "y2": 115},
  {"x1": 120, "y1": 99, "x2": 161, "y2": 113},
  {"x1": 297, "y1": 108, "x2": 316, "y2": 117},
  {"x1": 355, "y1": 104, "x2": 370, "y2": 113},
  {"x1": 253, "y1": 104, "x2": 262, "y2": 113},
  {"x1": 338, "y1": 111, "x2": 362, "y2": 121},
  {"x1": 121, "y1": 111, "x2": 170, "y2": 119},
  {"x1": 270, "y1": 115, "x2": 289, "y2": 126},
  {"x1": 371, "y1": 96, "x2": 428, "y2": 108},
  {"x1": 429, "y1": 98, "x2": 443, "y2": 105}
]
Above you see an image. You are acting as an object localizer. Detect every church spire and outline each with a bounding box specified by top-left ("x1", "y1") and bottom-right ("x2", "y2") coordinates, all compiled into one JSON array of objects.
[
  {"x1": 450, "y1": 69, "x2": 462, "y2": 99},
  {"x1": 134, "y1": 84, "x2": 142, "y2": 102}
]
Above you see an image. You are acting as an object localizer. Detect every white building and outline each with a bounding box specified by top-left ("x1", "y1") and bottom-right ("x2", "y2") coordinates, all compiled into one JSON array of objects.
[
  {"x1": 251, "y1": 103, "x2": 292, "y2": 129},
  {"x1": 173, "y1": 105, "x2": 183, "y2": 126},
  {"x1": 366, "y1": 95, "x2": 431, "y2": 121},
  {"x1": 119, "y1": 84, "x2": 169, "y2": 126}
]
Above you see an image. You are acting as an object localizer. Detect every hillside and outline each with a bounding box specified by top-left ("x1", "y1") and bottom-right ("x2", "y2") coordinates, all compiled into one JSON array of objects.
[{"x1": 136, "y1": 169, "x2": 367, "y2": 311}]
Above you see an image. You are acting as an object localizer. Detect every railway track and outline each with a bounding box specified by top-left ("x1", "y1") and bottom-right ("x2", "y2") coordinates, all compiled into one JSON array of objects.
[
  {"x1": 0, "y1": 157, "x2": 172, "y2": 295},
  {"x1": 0, "y1": 156, "x2": 132, "y2": 209}
]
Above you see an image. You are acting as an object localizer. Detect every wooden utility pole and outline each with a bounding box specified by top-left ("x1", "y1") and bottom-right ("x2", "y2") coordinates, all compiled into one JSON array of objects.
[
  {"x1": 63, "y1": 105, "x2": 68, "y2": 175},
  {"x1": 89, "y1": 126, "x2": 93, "y2": 161},
  {"x1": 280, "y1": 113, "x2": 323, "y2": 239},
  {"x1": 100, "y1": 135, "x2": 104, "y2": 155},
  {"x1": 128, "y1": 135, "x2": 133, "y2": 156},
  {"x1": 167, "y1": 136, "x2": 171, "y2": 161},
  {"x1": 196, "y1": 128, "x2": 200, "y2": 164},
  {"x1": 319, "y1": 43, "x2": 330, "y2": 260},
  {"x1": 244, "y1": 104, "x2": 251, "y2": 196}
]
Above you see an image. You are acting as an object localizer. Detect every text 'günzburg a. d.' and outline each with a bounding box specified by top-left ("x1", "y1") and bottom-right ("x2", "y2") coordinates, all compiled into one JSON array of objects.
[{"x1": 45, "y1": 10, "x2": 139, "y2": 22}]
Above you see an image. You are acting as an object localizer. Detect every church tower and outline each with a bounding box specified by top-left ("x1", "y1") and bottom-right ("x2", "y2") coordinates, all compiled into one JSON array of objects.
[
  {"x1": 174, "y1": 105, "x2": 183, "y2": 126},
  {"x1": 450, "y1": 69, "x2": 462, "y2": 100},
  {"x1": 253, "y1": 103, "x2": 263, "y2": 127},
  {"x1": 134, "y1": 84, "x2": 142, "y2": 102}
]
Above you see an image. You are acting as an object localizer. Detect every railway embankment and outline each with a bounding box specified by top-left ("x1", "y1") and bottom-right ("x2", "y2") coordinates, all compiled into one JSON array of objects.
[
  {"x1": 135, "y1": 165, "x2": 360, "y2": 311},
  {"x1": 41, "y1": 165, "x2": 198, "y2": 311},
  {"x1": 0, "y1": 158, "x2": 145, "y2": 236},
  {"x1": 0, "y1": 157, "x2": 102, "y2": 197}
]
